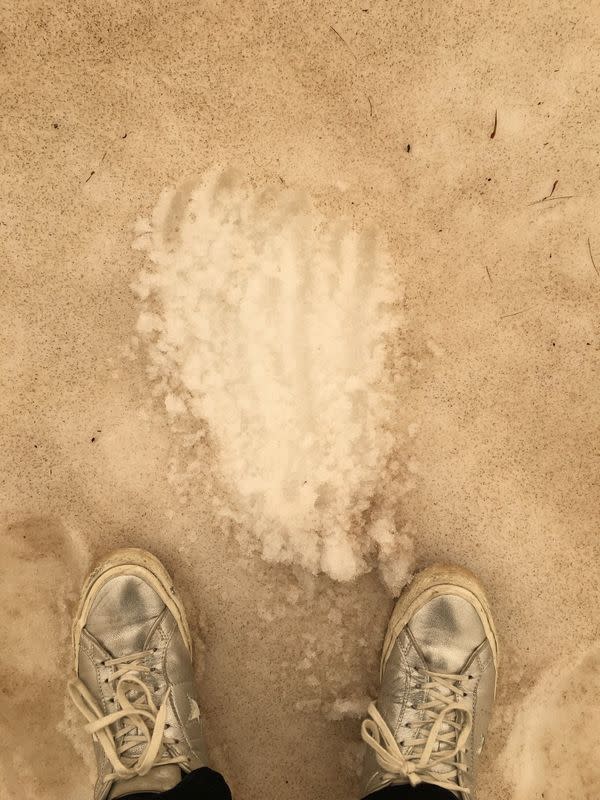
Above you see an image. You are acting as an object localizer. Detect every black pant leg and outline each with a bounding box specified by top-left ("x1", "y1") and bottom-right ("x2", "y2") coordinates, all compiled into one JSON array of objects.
[
  {"x1": 362, "y1": 783, "x2": 458, "y2": 800},
  {"x1": 119, "y1": 767, "x2": 232, "y2": 800}
]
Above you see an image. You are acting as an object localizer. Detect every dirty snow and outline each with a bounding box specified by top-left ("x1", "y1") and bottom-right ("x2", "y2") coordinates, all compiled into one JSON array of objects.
[
  {"x1": 132, "y1": 170, "x2": 414, "y2": 590},
  {"x1": 503, "y1": 643, "x2": 600, "y2": 799}
]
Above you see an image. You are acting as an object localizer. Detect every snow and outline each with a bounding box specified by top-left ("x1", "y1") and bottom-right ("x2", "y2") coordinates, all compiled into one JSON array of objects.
[
  {"x1": 503, "y1": 643, "x2": 600, "y2": 799},
  {"x1": 326, "y1": 695, "x2": 373, "y2": 721},
  {"x1": 132, "y1": 170, "x2": 414, "y2": 591},
  {"x1": 4, "y1": 6, "x2": 600, "y2": 799}
]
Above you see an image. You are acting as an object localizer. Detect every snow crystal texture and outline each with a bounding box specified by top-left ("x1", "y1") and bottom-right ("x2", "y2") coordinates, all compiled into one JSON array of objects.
[{"x1": 133, "y1": 170, "x2": 413, "y2": 589}]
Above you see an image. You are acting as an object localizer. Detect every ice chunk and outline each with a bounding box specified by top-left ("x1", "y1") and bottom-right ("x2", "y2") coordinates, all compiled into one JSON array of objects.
[{"x1": 133, "y1": 170, "x2": 413, "y2": 586}]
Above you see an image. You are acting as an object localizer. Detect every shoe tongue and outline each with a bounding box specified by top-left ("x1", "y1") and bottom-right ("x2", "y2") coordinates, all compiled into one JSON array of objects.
[
  {"x1": 108, "y1": 766, "x2": 182, "y2": 799},
  {"x1": 402, "y1": 650, "x2": 463, "y2": 791}
]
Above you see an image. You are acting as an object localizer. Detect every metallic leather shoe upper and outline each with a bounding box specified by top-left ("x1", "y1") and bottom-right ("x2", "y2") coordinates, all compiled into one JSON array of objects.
[
  {"x1": 361, "y1": 568, "x2": 498, "y2": 799},
  {"x1": 69, "y1": 556, "x2": 208, "y2": 800}
]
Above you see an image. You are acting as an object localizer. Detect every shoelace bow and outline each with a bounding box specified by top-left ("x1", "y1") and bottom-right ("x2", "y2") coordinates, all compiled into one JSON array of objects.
[
  {"x1": 361, "y1": 669, "x2": 473, "y2": 796},
  {"x1": 68, "y1": 649, "x2": 187, "y2": 783}
]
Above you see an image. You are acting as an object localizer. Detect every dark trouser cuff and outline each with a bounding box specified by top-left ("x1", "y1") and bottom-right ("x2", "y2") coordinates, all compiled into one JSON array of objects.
[
  {"x1": 119, "y1": 767, "x2": 232, "y2": 800},
  {"x1": 362, "y1": 783, "x2": 458, "y2": 800}
]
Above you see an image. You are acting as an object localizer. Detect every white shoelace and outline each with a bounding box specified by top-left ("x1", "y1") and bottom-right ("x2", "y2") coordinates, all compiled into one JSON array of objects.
[
  {"x1": 69, "y1": 649, "x2": 187, "y2": 783},
  {"x1": 361, "y1": 669, "x2": 473, "y2": 796}
]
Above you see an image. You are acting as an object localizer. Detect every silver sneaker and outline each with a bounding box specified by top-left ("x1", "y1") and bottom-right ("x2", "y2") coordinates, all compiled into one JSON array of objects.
[
  {"x1": 68, "y1": 548, "x2": 208, "y2": 800},
  {"x1": 361, "y1": 565, "x2": 498, "y2": 798}
]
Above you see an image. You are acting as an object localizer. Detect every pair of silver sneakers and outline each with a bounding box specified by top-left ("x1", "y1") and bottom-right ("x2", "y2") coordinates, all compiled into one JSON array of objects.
[{"x1": 69, "y1": 549, "x2": 498, "y2": 799}]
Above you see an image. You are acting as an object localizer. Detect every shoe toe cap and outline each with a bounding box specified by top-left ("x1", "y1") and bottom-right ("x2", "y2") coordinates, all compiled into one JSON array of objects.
[
  {"x1": 408, "y1": 594, "x2": 488, "y2": 673},
  {"x1": 84, "y1": 574, "x2": 166, "y2": 656}
]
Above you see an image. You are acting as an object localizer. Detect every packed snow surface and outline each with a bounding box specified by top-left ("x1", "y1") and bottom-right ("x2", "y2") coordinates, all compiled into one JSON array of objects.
[
  {"x1": 133, "y1": 170, "x2": 413, "y2": 589},
  {"x1": 503, "y1": 643, "x2": 600, "y2": 799}
]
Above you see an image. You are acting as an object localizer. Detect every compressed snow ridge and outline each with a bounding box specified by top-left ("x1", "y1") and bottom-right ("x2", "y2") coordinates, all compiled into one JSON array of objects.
[
  {"x1": 132, "y1": 169, "x2": 414, "y2": 590},
  {"x1": 502, "y1": 642, "x2": 600, "y2": 799}
]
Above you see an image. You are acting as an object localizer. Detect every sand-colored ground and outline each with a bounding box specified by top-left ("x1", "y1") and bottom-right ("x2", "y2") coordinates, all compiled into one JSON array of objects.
[{"x1": 1, "y1": 2, "x2": 599, "y2": 799}]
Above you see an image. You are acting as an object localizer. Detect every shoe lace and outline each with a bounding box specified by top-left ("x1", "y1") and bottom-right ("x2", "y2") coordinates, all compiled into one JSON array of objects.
[
  {"x1": 68, "y1": 649, "x2": 188, "y2": 783},
  {"x1": 361, "y1": 669, "x2": 473, "y2": 797}
]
